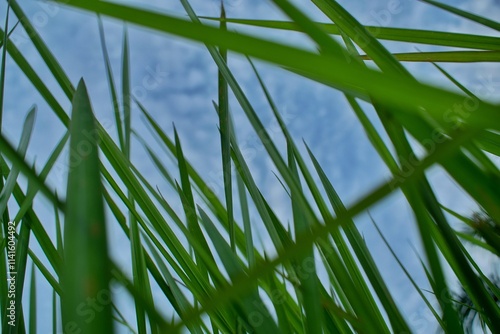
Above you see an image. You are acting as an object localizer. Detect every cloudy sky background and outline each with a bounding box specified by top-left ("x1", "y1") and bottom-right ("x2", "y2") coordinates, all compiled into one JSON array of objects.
[{"x1": 1, "y1": 0, "x2": 500, "y2": 332}]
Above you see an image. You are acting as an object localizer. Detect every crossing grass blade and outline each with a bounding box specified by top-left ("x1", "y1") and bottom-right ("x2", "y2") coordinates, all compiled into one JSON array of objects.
[
  {"x1": 61, "y1": 79, "x2": 114, "y2": 334},
  {"x1": 0, "y1": 106, "x2": 36, "y2": 218},
  {"x1": 48, "y1": 0, "x2": 500, "y2": 133},
  {"x1": 9, "y1": 0, "x2": 75, "y2": 98},
  {"x1": 361, "y1": 50, "x2": 500, "y2": 63},
  {"x1": 420, "y1": 0, "x2": 500, "y2": 32},
  {"x1": 199, "y1": 17, "x2": 500, "y2": 50},
  {"x1": 98, "y1": 17, "x2": 125, "y2": 151}
]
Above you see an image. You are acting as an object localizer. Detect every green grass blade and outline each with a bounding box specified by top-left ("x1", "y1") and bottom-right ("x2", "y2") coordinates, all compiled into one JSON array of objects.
[
  {"x1": 0, "y1": 106, "x2": 36, "y2": 217},
  {"x1": 9, "y1": 0, "x2": 75, "y2": 98},
  {"x1": 361, "y1": 50, "x2": 500, "y2": 63},
  {"x1": 200, "y1": 17, "x2": 500, "y2": 50},
  {"x1": 0, "y1": 0, "x2": 10, "y2": 127},
  {"x1": 0, "y1": 27, "x2": 69, "y2": 126},
  {"x1": 48, "y1": 0, "x2": 500, "y2": 133},
  {"x1": 61, "y1": 79, "x2": 113, "y2": 334},
  {"x1": 312, "y1": 0, "x2": 410, "y2": 76},
  {"x1": 287, "y1": 144, "x2": 324, "y2": 334},
  {"x1": 217, "y1": 3, "x2": 235, "y2": 253},
  {"x1": 122, "y1": 27, "x2": 131, "y2": 158},
  {"x1": 421, "y1": 0, "x2": 500, "y2": 32},
  {"x1": 52, "y1": 290, "x2": 57, "y2": 334},
  {"x1": 29, "y1": 263, "x2": 36, "y2": 334},
  {"x1": 173, "y1": 127, "x2": 214, "y2": 275},
  {"x1": 97, "y1": 17, "x2": 125, "y2": 151},
  {"x1": 198, "y1": 207, "x2": 280, "y2": 333}
]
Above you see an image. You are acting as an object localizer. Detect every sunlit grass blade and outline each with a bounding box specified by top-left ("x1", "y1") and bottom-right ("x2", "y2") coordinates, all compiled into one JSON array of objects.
[
  {"x1": 421, "y1": 0, "x2": 500, "y2": 32},
  {"x1": 61, "y1": 79, "x2": 113, "y2": 334}
]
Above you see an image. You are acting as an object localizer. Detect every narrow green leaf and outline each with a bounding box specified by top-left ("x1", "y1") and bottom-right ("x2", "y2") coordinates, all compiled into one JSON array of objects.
[
  {"x1": 97, "y1": 17, "x2": 125, "y2": 151},
  {"x1": 421, "y1": 0, "x2": 500, "y2": 32},
  {"x1": 9, "y1": 0, "x2": 75, "y2": 98},
  {"x1": 361, "y1": 50, "x2": 500, "y2": 63},
  {"x1": 199, "y1": 17, "x2": 500, "y2": 50},
  {"x1": 217, "y1": 3, "x2": 235, "y2": 253},
  {"x1": 61, "y1": 79, "x2": 113, "y2": 334},
  {"x1": 29, "y1": 264, "x2": 36, "y2": 334}
]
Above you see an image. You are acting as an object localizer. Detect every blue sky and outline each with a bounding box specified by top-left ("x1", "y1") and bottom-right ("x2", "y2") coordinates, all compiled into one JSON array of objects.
[{"x1": 1, "y1": 0, "x2": 500, "y2": 333}]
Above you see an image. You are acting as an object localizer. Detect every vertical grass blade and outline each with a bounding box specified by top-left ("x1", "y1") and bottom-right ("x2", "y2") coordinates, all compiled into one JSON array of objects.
[
  {"x1": 217, "y1": 3, "x2": 234, "y2": 253},
  {"x1": 61, "y1": 79, "x2": 113, "y2": 334},
  {"x1": 29, "y1": 263, "x2": 36, "y2": 334}
]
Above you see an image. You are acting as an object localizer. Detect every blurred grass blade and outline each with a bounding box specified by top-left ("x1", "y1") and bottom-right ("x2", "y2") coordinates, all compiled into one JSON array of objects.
[
  {"x1": 61, "y1": 79, "x2": 113, "y2": 334},
  {"x1": 0, "y1": 106, "x2": 36, "y2": 217}
]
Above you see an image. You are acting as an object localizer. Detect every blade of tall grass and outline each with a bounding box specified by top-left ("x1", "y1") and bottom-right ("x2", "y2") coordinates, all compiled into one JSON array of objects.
[
  {"x1": 98, "y1": 17, "x2": 125, "y2": 151},
  {"x1": 249, "y1": 56, "x2": 401, "y2": 332},
  {"x1": 27, "y1": 249, "x2": 61, "y2": 295},
  {"x1": 269, "y1": 0, "x2": 345, "y2": 56},
  {"x1": 371, "y1": 218, "x2": 444, "y2": 328},
  {"x1": 0, "y1": 27, "x2": 69, "y2": 126},
  {"x1": 52, "y1": 289, "x2": 57, "y2": 334},
  {"x1": 312, "y1": 0, "x2": 410, "y2": 77},
  {"x1": 173, "y1": 127, "x2": 215, "y2": 275},
  {"x1": 287, "y1": 144, "x2": 323, "y2": 334},
  {"x1": 0, "y1": 0, "x2": 10, "y2": 127},
  {"x1": 173, "y1": 119, "x2": 477, "y2": 330},
  {"x1": 102, "y1": 186, "x2": 188, "y2": 320},
  {"x1": 420, "y1": 0, "x2": 500, "y2": 32},
  {"x1": 29, "y1": 263, "x2": 36, "y2": 334},
  {"x1": 361, "y1": 50, "x2": 500, "y2": 62},
  {"x1": 9, "y1": 0, "x2": 75, "y2": 98},
  {"x1": 14, "y1": 131, "x2": 69, "y2": 224},
  {"x1": 199, "y1": 17, "x2": 500, "y2": 50},
  {"x1": 61, "y1": 80, "x2": 113, "y2": 334},
  {"x1": 0, "y1": 107, "x2": 35, "y2": 217},
  {"x1": 198, "y1": 207, "x2": 280, "y2": 333},
  {"x1": 217, "y1": 3, "x2": 235, "y2": 253}
]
